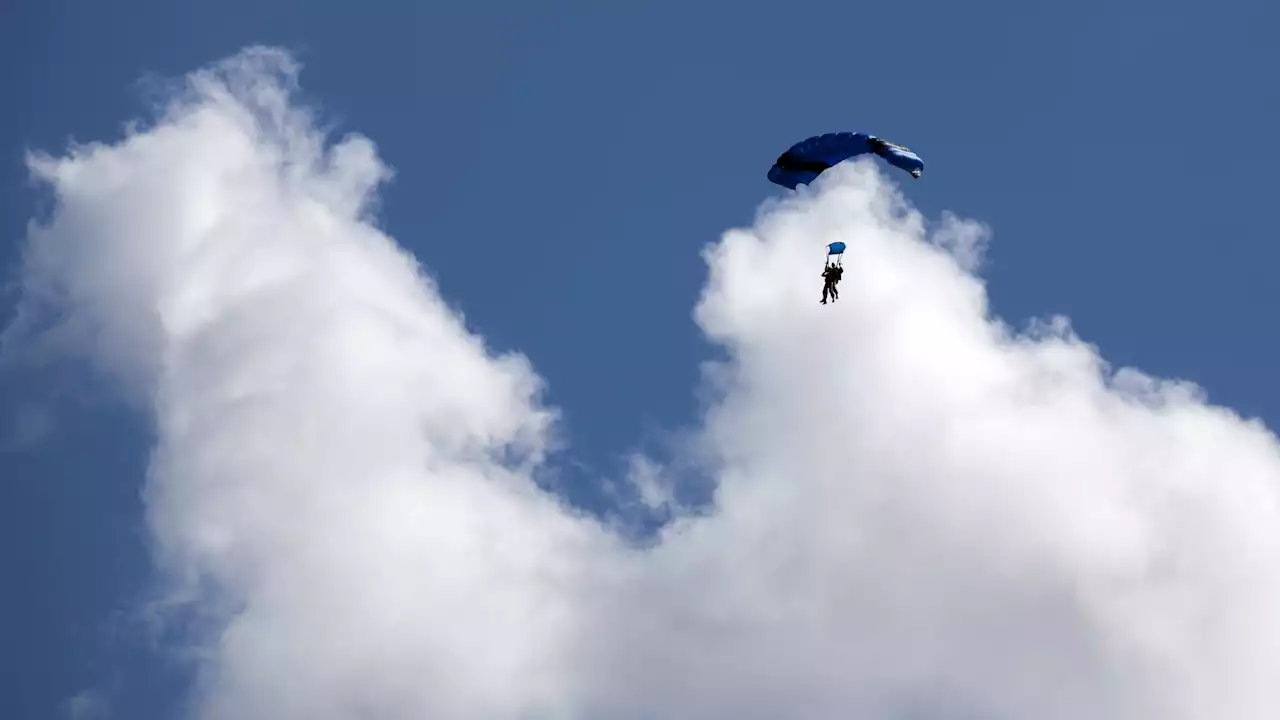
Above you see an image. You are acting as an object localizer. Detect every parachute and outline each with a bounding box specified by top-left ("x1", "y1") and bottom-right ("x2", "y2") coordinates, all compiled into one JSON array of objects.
[
  {"x1": 826, "y1": 241, "x2": 846, "y2": 267},
  {"x1": 768, "y1": 132, "x2": 924, "y2": 189}
]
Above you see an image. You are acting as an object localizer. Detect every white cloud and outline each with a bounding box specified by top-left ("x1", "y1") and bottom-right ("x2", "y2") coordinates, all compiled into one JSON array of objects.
[
  {"x1": 12, "y1": 46, "x2": 1280, "y2": 720},
  {"x1": 65, "y1": 690, "x2": 109, "y2": 720}
]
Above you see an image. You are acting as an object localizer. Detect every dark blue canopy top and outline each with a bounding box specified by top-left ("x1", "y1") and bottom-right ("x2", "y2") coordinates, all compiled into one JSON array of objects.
[{"x1": 768, "y1": 132, "x2": 924, "y2": 189}]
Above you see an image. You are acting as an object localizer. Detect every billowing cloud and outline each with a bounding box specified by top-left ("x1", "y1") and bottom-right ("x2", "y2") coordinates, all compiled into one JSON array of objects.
[{"x1": 11, "y1": 46, "x2": 1280, "y2": 720}]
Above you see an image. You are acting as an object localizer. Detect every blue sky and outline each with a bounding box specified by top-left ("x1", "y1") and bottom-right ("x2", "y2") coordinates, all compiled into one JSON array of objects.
[{"x1": 3, "y1": 1, "x2": 1279, "y2": 718}]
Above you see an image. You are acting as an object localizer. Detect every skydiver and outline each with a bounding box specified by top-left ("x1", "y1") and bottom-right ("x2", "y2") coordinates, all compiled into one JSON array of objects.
[{"x1": 820, "y1": 264, "x2": 839, "y2": 304}]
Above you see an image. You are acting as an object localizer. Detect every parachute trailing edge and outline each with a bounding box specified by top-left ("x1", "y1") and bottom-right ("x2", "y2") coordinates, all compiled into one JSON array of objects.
[{"x1": 767, "y1": 132, "x2": 924, "y2": 189}]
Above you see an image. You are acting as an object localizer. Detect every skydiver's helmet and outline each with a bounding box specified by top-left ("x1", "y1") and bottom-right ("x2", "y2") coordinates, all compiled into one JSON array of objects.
[{"x1": 910, "y1": 168, "x2": 922, "y2": 178}]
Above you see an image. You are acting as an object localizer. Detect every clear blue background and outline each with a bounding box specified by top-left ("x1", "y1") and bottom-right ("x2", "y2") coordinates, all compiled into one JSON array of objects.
[{"x1": 2, "y1": 0, "x2": 1276, "y2": 716}]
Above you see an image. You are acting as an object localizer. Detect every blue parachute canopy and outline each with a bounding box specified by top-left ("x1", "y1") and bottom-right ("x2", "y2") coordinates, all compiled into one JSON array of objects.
[
  {"x1": 827, "y1": 241, "x2": 846, "y2": 255},
  {"x1": 768, "y1": 132, "x2": 924, "y2": 189}
]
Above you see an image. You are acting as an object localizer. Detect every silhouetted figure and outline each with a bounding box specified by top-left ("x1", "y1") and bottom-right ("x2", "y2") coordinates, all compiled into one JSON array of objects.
[{"x1": 821, "y1": 264, "x2": 842, "y2": 304}]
